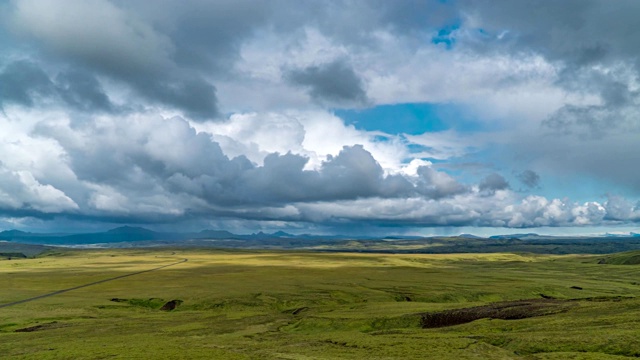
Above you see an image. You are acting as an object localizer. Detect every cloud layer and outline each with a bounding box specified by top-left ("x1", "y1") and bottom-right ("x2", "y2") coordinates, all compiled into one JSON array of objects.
[{"x1": 0, "y1": 0, "x2": 638, "y2": 233}]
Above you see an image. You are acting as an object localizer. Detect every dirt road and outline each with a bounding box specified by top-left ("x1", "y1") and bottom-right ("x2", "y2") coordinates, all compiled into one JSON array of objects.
[{"x1": 0, "y1": 258, "x2": 188, "y2": 309}]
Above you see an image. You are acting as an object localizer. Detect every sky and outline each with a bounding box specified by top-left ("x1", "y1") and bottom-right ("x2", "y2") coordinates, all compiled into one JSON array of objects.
[{"x1": 0, "y1": 0, "x2": 639, "y2": 235}]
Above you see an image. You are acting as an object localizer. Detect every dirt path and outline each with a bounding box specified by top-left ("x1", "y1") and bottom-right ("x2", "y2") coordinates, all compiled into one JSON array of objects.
[{"x1": 0, "y1": 258, "x2": 188, "y2": 309}]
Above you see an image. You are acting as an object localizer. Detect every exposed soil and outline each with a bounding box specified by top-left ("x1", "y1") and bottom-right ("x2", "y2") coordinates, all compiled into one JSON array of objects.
[
  {"x1": 420, "y1": 299, "x2": 574, "y2": 328},
  {"x1": 14, "y1": 322, "x2": 63, "y2": 332},
  {"x1": 291, "y1": 307, "x2": 309, "y2": 315},
  {"x1": 160, "y1": 299, "x2": 183, "y2": 311}
]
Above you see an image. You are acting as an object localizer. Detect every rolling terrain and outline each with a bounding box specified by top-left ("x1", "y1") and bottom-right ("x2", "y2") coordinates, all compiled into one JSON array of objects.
[{"x1": 1, "y1": 248, "x2": 640, "y2": 359}]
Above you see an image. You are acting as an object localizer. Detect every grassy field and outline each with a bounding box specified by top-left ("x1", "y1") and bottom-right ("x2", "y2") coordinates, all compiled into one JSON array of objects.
[{"x1": 1, "y1": 249, "x2": 640, "y2": 359}]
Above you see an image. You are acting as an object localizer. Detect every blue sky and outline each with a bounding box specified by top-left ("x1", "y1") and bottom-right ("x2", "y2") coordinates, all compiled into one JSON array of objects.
[{"x1": 0, "y1": 0, "x2": 639, "y2": 235}]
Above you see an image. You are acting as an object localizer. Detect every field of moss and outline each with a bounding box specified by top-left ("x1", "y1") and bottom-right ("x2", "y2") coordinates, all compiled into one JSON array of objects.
[{"x1": 1, "y1": 248, "x2": 640, "y2": 359}]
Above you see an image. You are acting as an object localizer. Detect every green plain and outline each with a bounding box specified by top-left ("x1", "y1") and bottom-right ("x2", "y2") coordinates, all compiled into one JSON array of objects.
[{"x1": 1, "y1": 249, "x2": 639, "y2": 359}]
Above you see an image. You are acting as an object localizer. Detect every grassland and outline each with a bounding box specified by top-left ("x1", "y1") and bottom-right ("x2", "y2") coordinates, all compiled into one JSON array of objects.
[{"x1": 1, "y1": 248, "x2": 640, "y2": 359}]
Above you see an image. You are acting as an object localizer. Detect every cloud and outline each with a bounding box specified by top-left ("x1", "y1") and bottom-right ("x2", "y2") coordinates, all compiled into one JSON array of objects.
[
  {"x1": 415, "y1": 166, "x2": 468, "y2": 199},
  {"x1": 292, "y1": 192, "x2": 620, "y2": 229},
  {"x1": 33, "y1": 115, "x2": 450, "y2": 209},
  {"x1": 0, "y1": 1, "x2": 639, "y2": 232},
  {"x1": 54, "y1": 70, "x2": 115, "y2": 113},
  {"x1": 0, "y1": 60, "x2": 53, "y2": 107},
  {"x1": 0, "y1": 60, "x2": 116, "y2": 113},
  {"x1": 603, "y1": 196, "x2": 640, "y2": 222},
  {"x1": 479, "y1": 173, "x2": 509, "y2": 192},
  {"x1": 0, "y1": 112, "x2": 493, "y2": 226},
  {"x1": 285, "y1": 59, "x2": 369, "y2": 106},
  {"x1": 0, "y1": 164, "x2": 78, "y2": 213},
  {"x1": 516, "y1": 170, "x2": 540, "y2": 189},
  {"x1": 466, "y1": 0, "x2": 640, "y2": 135},
  {"x1": 8, "y1": 0, "x2": 218, "y2": 120}
]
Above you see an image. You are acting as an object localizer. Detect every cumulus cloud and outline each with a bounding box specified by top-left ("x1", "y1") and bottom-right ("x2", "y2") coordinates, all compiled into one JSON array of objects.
[
  {"x1": 0, "y1": 1, "x2": 638, "y2": 232},
  {"x1": 0, "y1": 110, "x2": 633, "y2": 230},
  {"x1": 0, "y1": 165, "x2": 78, "y2": 214},
  {"x1": 31, "y1": 115, "x2": 451, "y2": 210}
]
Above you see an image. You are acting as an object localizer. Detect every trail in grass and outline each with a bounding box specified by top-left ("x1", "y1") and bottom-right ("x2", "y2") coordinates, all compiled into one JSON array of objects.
[{"x1": 0, "y1": 258, "x2": 188, "y2": 309}]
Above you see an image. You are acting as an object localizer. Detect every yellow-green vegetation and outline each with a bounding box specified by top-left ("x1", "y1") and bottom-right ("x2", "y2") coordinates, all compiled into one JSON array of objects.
[
  {"x1": 597, "y1": 250, "x2": 640, "y2": 265},
  {"x1": 1, "y1": 249, "x2": 640, "y2": 359}
]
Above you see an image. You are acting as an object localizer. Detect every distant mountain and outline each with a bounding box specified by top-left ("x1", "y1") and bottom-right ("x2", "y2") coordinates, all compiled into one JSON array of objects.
[
  {"x1": 272, "y1": 231, "x2": 294, "y2": 237},
  {"x1": 58, "y1": 227, "x2": 164, "y2": 244},
  {"x1": 457, "y1": 233, "x2": 482, "y2": 239},
  {"x1": 489, "y1": 233, "x2": 541, "y2": 240},
  {"x1": 0, "y1": 230, "x2": 61, "y2": 240},
  {"x1": 0, "y1": 227, "x2": 325, "y2": 245},
  {"x1": 3, "y1": 227, "x2": 640, "y2": 254},
  {"x1": 0, "y1": 229, "x2": 30, "y2": 239},
  {"x1": 107, "y1": 226, "x2": 157, "y2": 236}
]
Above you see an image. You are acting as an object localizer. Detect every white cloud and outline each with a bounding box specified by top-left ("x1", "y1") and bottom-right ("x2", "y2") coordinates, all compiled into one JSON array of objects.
[{"x1": 193, "y1": 110, "x2": 407, "y2": 172}]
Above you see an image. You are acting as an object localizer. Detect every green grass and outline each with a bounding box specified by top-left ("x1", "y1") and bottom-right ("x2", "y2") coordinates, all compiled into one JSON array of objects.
[
  {"x1": 597, "y1": 250, "x2": 640, "y2": 265},
  {"x1": 1, "y1": 249, "x2": 639, "y2": 359}
]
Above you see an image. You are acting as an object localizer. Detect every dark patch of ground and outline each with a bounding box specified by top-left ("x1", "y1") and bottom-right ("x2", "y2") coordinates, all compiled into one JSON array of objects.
[
  {"x1": 0, "y1": 252, "x2": 27, "y2": 259},
  {"x1": 160, "y1": 299, "x2": 183, "y2": 311},
  {"x1": 109, "y1": 297, "x2": 183, "y2": 310},
  {"x1": 14, "y1": 322, "x2": 64, "y2": 332},
  {"x1": 291, "y1": 307, "x2": 309, "y2": 315},
  {"x1": 578, "y1": 296, "x2": 633, "y2": 302},
  {"x1": 420, "y1": 299, "x2": 574, "y2": 328}
]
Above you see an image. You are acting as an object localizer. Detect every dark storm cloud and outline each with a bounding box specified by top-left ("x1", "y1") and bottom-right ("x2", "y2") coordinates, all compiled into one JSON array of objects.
[
  {"x1": 55, "y1": 70, "x2": 115, "y2": 113},
  {"x1": 121, "y1": 0, "x2": 275, "y2": 72},
  {"x1": 467, "y1": 0, "x2": 640, "y2": 65},
  {"x1": 516, "y1": 170, "x2": 540, "y2": 189},
  {"x1": 285, "y1": 59, "x2": 369, "y2": 106},
  {"x1": 237, "y1": 145, "x2": 413, "y2": 204},
  {"x1": 0, "y1": 60, "x2": 116, "y2": 112},
  {"x1": 0, "y1": 60, "x2": 53, "y2": 107},
  {"x1": 144, "y1": 78, "x2": 218, "y2": 121},
  {"x1": 4, "y1": 0, "x2": 458, "y2": 118},
  {"x1": 7, "y1": 0, "x2": 219, "y2": 120},
  {"x1": 31, "y1": 116, "x2": 463, "y2": 218}
]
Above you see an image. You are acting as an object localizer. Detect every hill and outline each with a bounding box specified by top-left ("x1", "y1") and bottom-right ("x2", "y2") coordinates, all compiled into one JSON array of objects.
[{"x1": 597, "y1": 250, "x2": 640, "y2": 265}]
